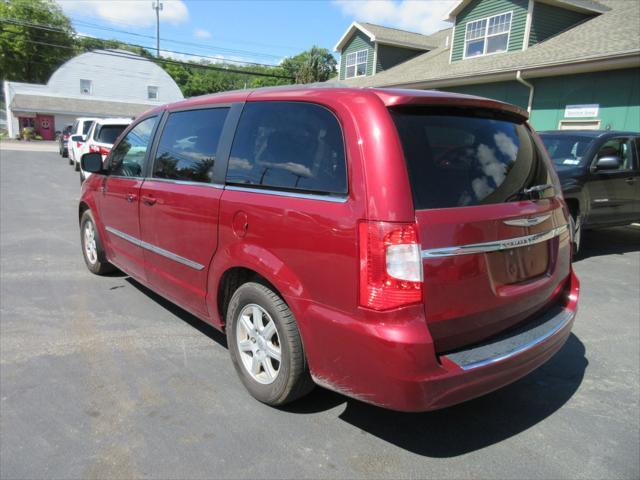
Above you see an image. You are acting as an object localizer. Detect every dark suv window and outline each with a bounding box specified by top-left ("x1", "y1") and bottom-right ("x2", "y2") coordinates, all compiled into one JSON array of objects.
[
  {"x1": 109, "y1": 116, "x2": 157, "y2": 177},
  {"x1": 595, "y1": 137, "x2": 635, "y2": 171},
  {"x1": 391, "y1": 108, "x2": 550, "y2": 209},
  {"x1": 227, "y1": 102, "x2": 347, "y2": 195},
  {"x1": 153, "y1": 108, "x2": 229, "y2": 183}
]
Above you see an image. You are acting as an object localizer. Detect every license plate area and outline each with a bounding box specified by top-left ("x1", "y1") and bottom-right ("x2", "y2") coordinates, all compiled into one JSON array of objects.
[{"x1": 487, "y1": 241, "x2": 549, "y2": 285}]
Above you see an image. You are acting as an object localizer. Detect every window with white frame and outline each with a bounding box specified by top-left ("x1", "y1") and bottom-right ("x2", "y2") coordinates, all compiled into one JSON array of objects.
[
  {"x1": 345, "y1": 49, "x2": 368, "y2": 78},
  {"x1": 80, "y1": 79, "x2": 92, "y2": 95},
  {"x1": 147, "y1": 86, "x2": 158, "y2": 100},
  {"x1": 464, "y1": 12, "x2": 512, "y2": 58}
]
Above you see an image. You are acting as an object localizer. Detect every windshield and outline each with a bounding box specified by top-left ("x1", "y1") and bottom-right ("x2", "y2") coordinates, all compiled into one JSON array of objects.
[
  {"x1": 391, "y1": 108, "x2": 551, "y2": 209},
  {"x1": 96, "y1": 124, "x2": 128, "y2": 144},
  {"x1": 539, "y1": 134, "x2": 594, "y2": 167}
]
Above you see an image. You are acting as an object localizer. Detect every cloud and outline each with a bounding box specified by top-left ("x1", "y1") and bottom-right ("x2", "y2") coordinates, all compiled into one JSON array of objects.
[
  {"x1": 193, "y1": 28, "x2": 212, "y2": 39},
  {"x1": 57, "y1": 0, "x2": 188, "y2": 27},
  {"x1": 332, "y1": 0, "x2": 456, "y2": 35}
]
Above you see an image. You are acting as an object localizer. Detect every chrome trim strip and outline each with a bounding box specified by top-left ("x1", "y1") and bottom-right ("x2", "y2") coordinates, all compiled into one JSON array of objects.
[
  {"x1": 225, "y1": 185, "x2": 348, "y2": 203},
  {"x1": 459, "y1": 309, "x2": 574, "y2": 371},
  {"x1": 146, "y1": 177, "x2": 224, "y2": 189},
  {"x1": 503, "y1": 214, "x2": 551, "y2": 227},
  {"x1": 105, "y1": 226, "x2": 205, "y2": 270},
  {"x1": 422, "y1": 224, "x2": 569, "y2": 258}
]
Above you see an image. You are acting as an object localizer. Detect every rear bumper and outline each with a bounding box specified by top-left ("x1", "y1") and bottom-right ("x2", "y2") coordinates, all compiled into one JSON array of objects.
[{"x1": 301, "y1": 270, "x2": 579, "y2": 412}]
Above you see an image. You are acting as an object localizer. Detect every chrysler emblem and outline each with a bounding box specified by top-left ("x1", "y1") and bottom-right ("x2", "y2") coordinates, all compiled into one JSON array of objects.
[{"x1": 503, "y1": 214, "x2": 551, "y2": 227}]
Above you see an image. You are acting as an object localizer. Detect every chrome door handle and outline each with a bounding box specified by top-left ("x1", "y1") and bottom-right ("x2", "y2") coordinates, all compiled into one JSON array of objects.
[
  {"x1": 625, "y1": 177, "x2": 636, "y2": 185},
  {"x1": 126, "y1": 193, "x2": 137, "y2": 203}
]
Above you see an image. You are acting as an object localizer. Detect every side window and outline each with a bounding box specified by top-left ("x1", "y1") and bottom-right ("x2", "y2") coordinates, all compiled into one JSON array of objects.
[
  {"x1": 596, "y1": 137, "x2": 633, "y2": 171},
  {"x1": 82, "y1": 121, "x2": 94, "y2": 136},
  {"x1": 109, "y1": 116, "x2": 157, "y2": 178},
  {"x1": 227, "y1": 102, "x2": 347, "y2": 195},
  {"x1": 153, "y1": 108, "x2": 229, "y2": 183}
]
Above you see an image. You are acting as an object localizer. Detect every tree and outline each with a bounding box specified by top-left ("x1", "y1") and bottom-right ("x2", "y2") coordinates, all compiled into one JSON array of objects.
[
  {"x1": 76, "y1": 37, "x2": 154, "y2": 59},
  {"x1": 0, "y1": 0, "x2": 76, "y2": 83},
  {"x1": 280, "y1": 46, "x2": 337, "y2": 84}
]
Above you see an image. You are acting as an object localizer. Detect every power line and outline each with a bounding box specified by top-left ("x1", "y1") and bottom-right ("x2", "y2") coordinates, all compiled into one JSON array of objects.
[
  {"x1": 0, "y1": 17, "x2": 284, "y2": 68},
  {"x1": 71, "y1": 18, "x2": 298, "y2": 55},
  {"x1": 2, "y1": 0, "x2": 291, "y2": 60},
  {"x1": 0, "y1": 30, "x2": 294, "y2": 80}
]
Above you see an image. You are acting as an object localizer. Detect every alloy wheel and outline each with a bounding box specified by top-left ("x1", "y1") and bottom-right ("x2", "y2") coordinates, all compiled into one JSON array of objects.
[{"x1": 235, "y1": 304, "x2": 282, "y2": 385}]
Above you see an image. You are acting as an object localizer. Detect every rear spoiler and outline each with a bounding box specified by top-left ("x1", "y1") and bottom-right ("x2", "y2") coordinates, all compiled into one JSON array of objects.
[{"x1": 372, "y1": 89, "x2": 529, "y2": 123}]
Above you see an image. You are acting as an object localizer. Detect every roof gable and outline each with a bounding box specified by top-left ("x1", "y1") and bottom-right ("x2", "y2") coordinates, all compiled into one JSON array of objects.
[
  {"x1": 334, "y1": 21, "x2": 436, "y2": 52},
  {"x1": 446, "y1": 0, "x2": 609, "y2": 20}
]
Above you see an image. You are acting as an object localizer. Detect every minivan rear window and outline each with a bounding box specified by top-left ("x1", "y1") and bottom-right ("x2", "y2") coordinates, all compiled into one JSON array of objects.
[{"x1": 390, "y1": 108, "x2": 550, "y2": 209}]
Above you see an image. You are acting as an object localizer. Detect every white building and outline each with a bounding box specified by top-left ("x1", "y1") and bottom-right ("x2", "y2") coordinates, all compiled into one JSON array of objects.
[{"x1": 3, "y1": 49, "x2": 183, "y2": 139}]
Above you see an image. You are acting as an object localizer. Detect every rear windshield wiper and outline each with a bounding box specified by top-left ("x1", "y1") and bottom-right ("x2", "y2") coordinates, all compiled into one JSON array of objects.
[
  {"x1": 523, "y1": 183, "x2": 554, "y2": 196},
  {"x1": 508, "y1": 183, "x2": 555, "y2": 201}
]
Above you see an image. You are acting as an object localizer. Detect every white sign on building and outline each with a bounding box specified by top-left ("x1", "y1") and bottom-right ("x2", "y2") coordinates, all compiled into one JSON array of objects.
[{"x1": 564, "y1": 104, "x2": 600, "y2": 118}]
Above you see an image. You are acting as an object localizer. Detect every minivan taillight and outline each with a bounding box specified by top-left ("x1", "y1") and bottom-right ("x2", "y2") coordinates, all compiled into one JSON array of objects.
[{"x1": 359, "y1": 221, "x2": 423, "y2": 311}]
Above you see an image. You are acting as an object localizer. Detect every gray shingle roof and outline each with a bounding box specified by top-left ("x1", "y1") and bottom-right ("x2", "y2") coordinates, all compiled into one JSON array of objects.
[
  {"x1": 337, "y1": 0, "x2": 639, "y2": 88},
  {"x1": 359, "y1": 23, "x2": 437, "y2": 49},
  {"x1": 11, "y1": 94, "x2": 151, "y2": 118}
]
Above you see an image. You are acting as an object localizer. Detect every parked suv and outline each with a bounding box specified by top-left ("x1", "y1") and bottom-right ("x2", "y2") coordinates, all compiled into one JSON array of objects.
[
  {"x1": 539, "y1": 130, "x2": 640, "y2": 252},
  {"x1": 78, "y1": 88, "x2": 579, "y2": 412},
  {"x1": 68, "y1": 117, "x2": 99, "y2": 170},
  {"x1": 80, "y1": 117, "x2": 132, "y2": 183}
]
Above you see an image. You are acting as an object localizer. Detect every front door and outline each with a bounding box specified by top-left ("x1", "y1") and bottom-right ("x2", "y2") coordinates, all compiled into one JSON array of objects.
[
  {"x1": 586, "y1": 136, "x2": 638, "y2": 226},
  {"x1": 99, "y1": 116, "x2": 159, "y2": 282},
  {"x1": 139, "y1": 107, "x2": 230, "y2": 317}
]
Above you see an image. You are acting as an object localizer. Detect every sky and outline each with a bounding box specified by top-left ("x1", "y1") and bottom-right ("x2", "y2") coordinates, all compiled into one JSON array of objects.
[{"x1": 55, "y1": 0, "x2": 457, "y2": 66}]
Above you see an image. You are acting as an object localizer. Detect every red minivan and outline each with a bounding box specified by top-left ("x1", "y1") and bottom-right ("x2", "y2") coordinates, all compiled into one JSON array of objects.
[{"x1": 78, "y1": 87, "x2": 579, "y2": 412}]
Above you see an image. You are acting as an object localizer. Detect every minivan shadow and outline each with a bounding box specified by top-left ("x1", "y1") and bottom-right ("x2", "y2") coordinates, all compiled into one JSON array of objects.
[
  {"x1": 575, "y1": 225, "x2": 640, "y2": 261},
  {"x1": 289, "y1": 334, "x2": 587, "y2": 458},
  {"x1": 123, "y1": 277, "x2": 586, "y2": 458},
  {"x1": 124, "y1": 277, "x2": 227, "y2": 349},
  {"x1": 341, "y1": 334, "x2": 586, "y2": 457}
]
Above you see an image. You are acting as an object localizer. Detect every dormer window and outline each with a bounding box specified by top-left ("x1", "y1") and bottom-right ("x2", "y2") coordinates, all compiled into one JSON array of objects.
[
  {"x1": 464, "y1": 12, "x2": 512, "y2": 59},
  {"x1": 345, "y1": 49, "x2": 368, "y2": 78}
]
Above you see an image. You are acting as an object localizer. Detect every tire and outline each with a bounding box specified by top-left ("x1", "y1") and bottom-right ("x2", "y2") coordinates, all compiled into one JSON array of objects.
[
  {"x1": 226, "y1": 282, "x2": 314, "y2": 406},
  {"x1": 68, "y1": 155, "x2": 73, "y2": 166},
  {"x1": 80, "y1": 171, "x2": 85, "y2": 185},
  {"x1": 80, "y1": 210, "x2": 115, "y2": 275},
  {"x1": 74, "y1": 158, "x2": 80, "y2": 171}
]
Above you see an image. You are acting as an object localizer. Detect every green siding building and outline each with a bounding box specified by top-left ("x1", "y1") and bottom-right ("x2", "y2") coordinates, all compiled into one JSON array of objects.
[{"x1": 333, "y1": 0, "x2": 640, "y2": 132}]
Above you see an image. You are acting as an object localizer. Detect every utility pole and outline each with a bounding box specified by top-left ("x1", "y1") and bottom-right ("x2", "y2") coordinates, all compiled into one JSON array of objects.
[{"x1": 152, "y1": 1, "x2": 163, "y2": 57}]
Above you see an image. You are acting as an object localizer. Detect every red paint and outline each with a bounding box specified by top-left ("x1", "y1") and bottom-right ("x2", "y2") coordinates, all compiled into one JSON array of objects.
[{"x1": 80, "y1": 87, "x2": 579, "y2": 411}]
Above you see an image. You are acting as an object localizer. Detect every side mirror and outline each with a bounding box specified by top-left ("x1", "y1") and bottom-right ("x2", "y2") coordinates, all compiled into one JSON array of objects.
[
  {"x1": 594, "y1": 156, "x2": 622, "y2": 171},
  {"x1": 71, "y1": 135, "x2": 84, "y2": 142},
  {"x1": 81, "y1": 152, "x2": 105, "y2": 173}
]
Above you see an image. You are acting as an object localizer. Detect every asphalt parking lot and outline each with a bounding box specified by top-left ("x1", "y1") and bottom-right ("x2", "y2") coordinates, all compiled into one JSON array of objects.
[{"x1": 1, "y1": 145, "x2": 639, "y2": 480}]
